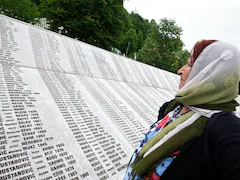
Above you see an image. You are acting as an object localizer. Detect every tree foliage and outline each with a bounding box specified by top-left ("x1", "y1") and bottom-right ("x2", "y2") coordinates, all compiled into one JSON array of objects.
[
  {"x1": 119, "y1": 28, "x2": 138, "y2": 58},
  {"x1": 0, "y1": 0, "x2": 39, "y2": 23},
  {"x1": 137, "y1": 18, "x2": 188, "y2": 73},
  {"x1": 137, "y1": 36, "x2": 161, "y2": 66},
  {"x1": 31, "y1": 0, "x2": 40, "y2": 5},
  {"x1": 40, "y1": 0, "x2": 126, "y2": 50},
  {"x1": 116, "y1": 12, "x2": 152, "y2": 58}
]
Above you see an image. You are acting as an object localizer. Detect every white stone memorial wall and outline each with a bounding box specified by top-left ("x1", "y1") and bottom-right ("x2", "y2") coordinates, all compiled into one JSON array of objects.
[{"x1": 0, "y1": 15, "x2": 181, "y2": 180}]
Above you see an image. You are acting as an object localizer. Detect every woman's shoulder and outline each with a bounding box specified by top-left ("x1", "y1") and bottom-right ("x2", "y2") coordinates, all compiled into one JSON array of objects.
[
  {"x1": 208, "y1": 112, "x2": 240, "y2": 145},
  {"x1": 209, "y1": 112, "x2": 240, "y2": 138},
  {"x1": 207, "y1": 112, "x2": 240, "y2": 179},
  {"x1": 207, "y1": 112, "x2": 240, "y2": 154}
]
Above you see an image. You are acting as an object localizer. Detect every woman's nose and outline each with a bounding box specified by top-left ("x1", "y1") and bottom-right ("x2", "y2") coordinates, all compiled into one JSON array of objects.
[{"x1": 177, "y1": 66, "x2": 184, "y2": 75}]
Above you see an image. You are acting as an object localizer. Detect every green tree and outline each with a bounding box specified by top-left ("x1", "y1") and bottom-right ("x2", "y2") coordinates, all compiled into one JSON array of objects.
[
  {"x1": 137, "y1": 30, "x2": 144, "y2": 50},
  {"x1": 128, "y1": 12, "x2": 151, "y2": 51},
  {"x1": 40, "y1": 0, "x2": 126, "y2": 50},
  {"x1": 129, "y1": 12, "x2": 144, "y2": 33},
  {"x1": 31, "y1": 0, "x2": 40, "y2": 5},
  {"x1": 113, "y1": 6, "x2": 133, "y2": 51},
  {"x1": 116, "y1": 12, "x2": 155, "y2": 56},
  {"x1": 0, "y1": 0, "x2": 39, "y2": 23},
  {"x1": 137, "y1": 36, "x2": 161, "y2": 66},
  {"x1": 120, "y1": 28, "x2": 138, "y2": 58},
  {"x1": 144, "y1": 19, "x2": 158, "y2": 41},
  {"x1": 137, "y1": 18, "x2": 185, "y2": 73}
]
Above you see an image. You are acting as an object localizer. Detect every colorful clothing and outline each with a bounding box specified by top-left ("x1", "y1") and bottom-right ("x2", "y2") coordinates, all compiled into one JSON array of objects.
[{"x1": 124, "y1": 105, "x2": 184, "y2": 180}]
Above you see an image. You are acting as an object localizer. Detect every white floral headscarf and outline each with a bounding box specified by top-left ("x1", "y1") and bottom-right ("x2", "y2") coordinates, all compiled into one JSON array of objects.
[{"x1": 176, "y1": 41, "x2": 240, "y2": 112}]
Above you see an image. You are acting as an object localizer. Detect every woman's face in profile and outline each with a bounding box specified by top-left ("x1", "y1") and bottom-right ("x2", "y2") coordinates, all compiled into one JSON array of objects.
[{"x1": 177, "y1": 58, "x2": 192, "y2": 89}]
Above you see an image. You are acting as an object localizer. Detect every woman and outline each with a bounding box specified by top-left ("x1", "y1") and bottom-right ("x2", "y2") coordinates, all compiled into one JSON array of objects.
[{"x1": 124, "y1": 40, "x2": 240, "y2": 180}]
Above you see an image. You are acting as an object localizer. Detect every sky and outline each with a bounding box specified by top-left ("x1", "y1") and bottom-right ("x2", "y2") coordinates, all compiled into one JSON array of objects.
[{"x1": 124, "y1": 0, "x2": 240, "y2": 51}]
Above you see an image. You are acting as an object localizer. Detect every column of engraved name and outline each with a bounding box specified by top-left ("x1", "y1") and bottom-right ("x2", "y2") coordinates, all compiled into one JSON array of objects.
[
  {"x1": 0, "y1": 18, "x2": 35, "y2": 180},
  {"x1": 54, "y1": 71, "x2": 128, "y2": 177},
  {"x1": 83, "y1": 78, "x2": 147, "y2": 147},
  {"x1": 91, "y1": 49, "x2": 116, "y2": 80},
  {"x1": 106, "y1": 81, "x2": 156, "y2": 125},
  {"x1": 0, "y1": 17, "x2": 79, "y2": 180},
  {"x1": 29, "y1": 27, "x2": 85, "y2": 179},
  {"x1": 63, "y1": 40, "x2": 93, "y2": 76}
]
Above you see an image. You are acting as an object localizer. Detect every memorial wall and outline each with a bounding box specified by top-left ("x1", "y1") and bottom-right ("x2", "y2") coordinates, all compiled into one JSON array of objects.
[{"x1": 0, "y1": 14, "x2": 181, "y2": 180}]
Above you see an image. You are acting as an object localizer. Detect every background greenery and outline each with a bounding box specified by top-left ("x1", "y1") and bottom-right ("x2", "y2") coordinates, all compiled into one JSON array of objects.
[{"x1": 0, "y1": 0, "x2": 190, "y2": 73}]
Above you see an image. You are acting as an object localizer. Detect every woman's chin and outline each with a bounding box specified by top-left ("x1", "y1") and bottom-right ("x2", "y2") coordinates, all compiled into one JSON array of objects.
[{"x1": 179, "y1": 84, "x2": 184, "y2": 89}]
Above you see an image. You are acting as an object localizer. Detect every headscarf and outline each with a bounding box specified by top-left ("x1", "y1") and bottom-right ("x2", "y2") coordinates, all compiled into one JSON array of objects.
[
  {"x1": 129, "y1": 40, "x2": 240, "y2": 178},
  {"x1": 190, "y1": 39, "x2": 217, "y2": 65},
  {"x1": 176, "y1": 40, "x2": 240, "y2": 110}
]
